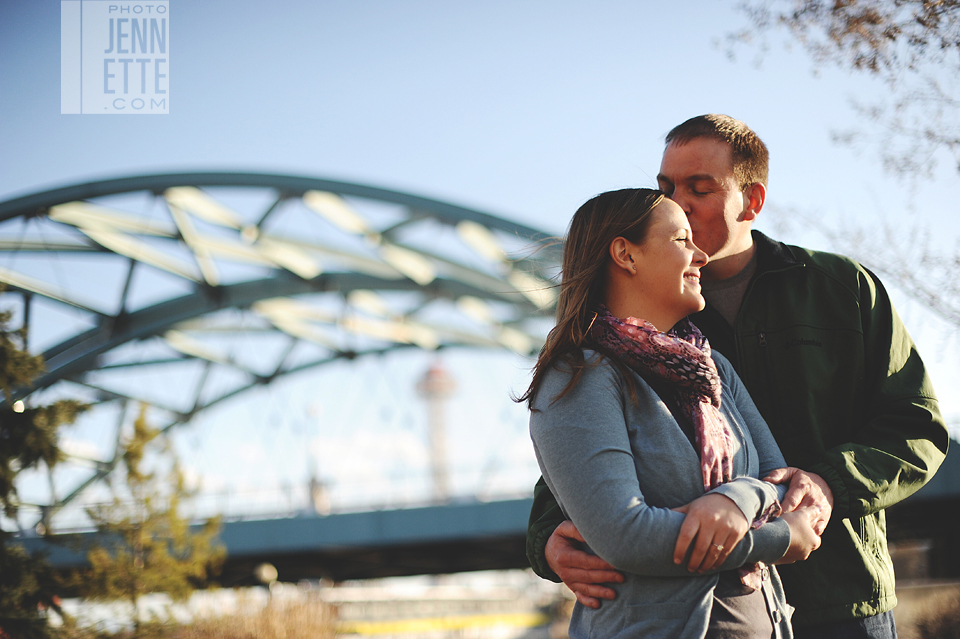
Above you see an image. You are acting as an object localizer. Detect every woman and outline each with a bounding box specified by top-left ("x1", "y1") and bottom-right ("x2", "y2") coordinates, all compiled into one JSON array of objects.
[{"x1": 522, "y1": 189, "x2": 821, "y2": 638}]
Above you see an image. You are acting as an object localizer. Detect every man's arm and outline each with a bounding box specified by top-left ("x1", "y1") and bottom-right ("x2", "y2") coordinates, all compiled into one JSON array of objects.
[
  {"x1": 546, "y1": 520, "x2": 624, "y2": 608},
  {"x1": 527, "y1": 477, "x2": 623, "y2": 608},
  {"x1": 807, "y1": 268, "x2": 949, "y2": 518},
  {"x1": 526, "y1": 476, "x2": 565, "y2": 582}
]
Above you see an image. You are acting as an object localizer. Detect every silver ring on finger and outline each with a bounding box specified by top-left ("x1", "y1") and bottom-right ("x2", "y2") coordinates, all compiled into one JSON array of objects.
[{"x1": 713, "y1": 543, "x2": 724, "y2": 552}]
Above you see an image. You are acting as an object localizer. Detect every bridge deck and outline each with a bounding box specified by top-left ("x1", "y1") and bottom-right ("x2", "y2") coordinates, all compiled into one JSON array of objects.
[
  {"x1": 15, "y1": 444, "x2": 960, "y2": 587},
  {"x1": 16, "y1": 498, "x2": 533, "y2": 586}
]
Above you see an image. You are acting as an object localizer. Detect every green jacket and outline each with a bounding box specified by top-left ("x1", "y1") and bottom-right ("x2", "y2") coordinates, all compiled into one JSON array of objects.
[{"x1": 527, "y1": 231, "x2": 949, "y2": 627}]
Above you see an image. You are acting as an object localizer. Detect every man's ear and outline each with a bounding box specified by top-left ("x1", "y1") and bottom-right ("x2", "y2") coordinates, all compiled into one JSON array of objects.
[
  {"x1": 608, "y1": 237, "x2": 636, "y2": 274},
  {"x1": 742, "y1": 182, "x2": 766, "y2": 222}
]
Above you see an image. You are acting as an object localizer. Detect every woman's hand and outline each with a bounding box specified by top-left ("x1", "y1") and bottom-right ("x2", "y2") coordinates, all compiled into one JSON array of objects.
[
  {"x1": 775, "y1": 506, "x2": 822, "y2": 564},
  {"x1": 672, "y1": 493, "x2": 749, "y2": 573}
]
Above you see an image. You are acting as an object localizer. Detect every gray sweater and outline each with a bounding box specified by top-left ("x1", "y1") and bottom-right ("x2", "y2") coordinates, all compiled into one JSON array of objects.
[{"x1": 530, "y1": 350, "x2": 794, "y2": 639}]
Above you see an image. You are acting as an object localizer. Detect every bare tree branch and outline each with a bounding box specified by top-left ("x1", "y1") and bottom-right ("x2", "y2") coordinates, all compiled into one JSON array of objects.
[{"x1": 729, "y1": 0, "x2": 960, "y2": 179}]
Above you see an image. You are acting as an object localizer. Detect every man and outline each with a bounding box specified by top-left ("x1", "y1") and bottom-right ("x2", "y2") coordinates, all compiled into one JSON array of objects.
[{"x1": 526, "y1": 114, "x2": 949, "y2": 638}]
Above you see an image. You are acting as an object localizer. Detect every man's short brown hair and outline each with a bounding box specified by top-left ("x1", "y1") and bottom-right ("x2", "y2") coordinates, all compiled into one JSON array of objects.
[{"x1": 665, "y1": 114, "x2": 769, "y2": 190}]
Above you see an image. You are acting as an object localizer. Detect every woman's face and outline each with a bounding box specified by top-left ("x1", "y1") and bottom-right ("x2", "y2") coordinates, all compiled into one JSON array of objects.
[{"x1": 625, "y1": 199, "x2": 709, "y2": 327}]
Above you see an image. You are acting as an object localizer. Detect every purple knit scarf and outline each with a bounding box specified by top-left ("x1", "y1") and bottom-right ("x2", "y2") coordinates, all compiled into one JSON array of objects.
[{"x1": 588, "y1": 305, "x2": 735, "y2": 491}]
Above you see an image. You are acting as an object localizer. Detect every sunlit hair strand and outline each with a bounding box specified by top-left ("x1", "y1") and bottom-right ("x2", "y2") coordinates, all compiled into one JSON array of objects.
[{"x1": 517, "y1": 188, "x2": 665, "y2": 407}]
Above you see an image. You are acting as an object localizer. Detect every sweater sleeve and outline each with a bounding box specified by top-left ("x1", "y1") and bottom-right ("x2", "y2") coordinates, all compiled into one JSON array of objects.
[
  {"x1": 807, "y1": 268, "x2": 949, "y2": 518},
  {"x1": 530, "y1": 356, "x2": 790, "y2": 577}
]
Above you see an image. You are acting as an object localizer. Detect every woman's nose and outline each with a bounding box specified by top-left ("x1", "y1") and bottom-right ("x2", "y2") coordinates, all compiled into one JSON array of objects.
[{"x1": 692, "y1": 245, "x2": 708, "y2": 266}]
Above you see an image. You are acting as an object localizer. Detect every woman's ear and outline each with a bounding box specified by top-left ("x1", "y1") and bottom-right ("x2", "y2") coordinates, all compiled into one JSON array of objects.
[{"x1": 608, "y1": 237, "x2": 637, "y2": 274}]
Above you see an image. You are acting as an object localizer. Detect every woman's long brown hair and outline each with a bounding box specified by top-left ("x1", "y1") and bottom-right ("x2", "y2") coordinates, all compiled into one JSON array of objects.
[{"x1": 518, "y1": 188, "x2": 664, "y2": 407}]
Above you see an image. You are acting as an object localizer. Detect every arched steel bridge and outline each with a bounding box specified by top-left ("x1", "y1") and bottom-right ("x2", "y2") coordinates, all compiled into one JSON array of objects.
[{"x1": 0, "y1": 173, "x2": 561, "y2": 530}]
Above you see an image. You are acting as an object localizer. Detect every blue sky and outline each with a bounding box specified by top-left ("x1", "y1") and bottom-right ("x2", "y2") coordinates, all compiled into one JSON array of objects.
[
  {"x1": 5, "y1": 1, "x2": 929, "y2": 225},
  {"x1": 2, "y1": 1, "x2": 957, "y2": 517}
]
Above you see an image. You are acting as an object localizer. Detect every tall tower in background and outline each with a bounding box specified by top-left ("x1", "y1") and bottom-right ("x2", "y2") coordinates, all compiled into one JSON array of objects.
[{"x1": 417, "y1": 360, "x2": 457, "y2": 501}]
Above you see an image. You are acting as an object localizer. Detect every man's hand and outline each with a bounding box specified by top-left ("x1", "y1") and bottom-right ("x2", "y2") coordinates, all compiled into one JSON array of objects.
[
  {"x1": 545, "y1": 520, "x2": 623, "y2": 609},
  {"x1": 763, "y1": 467, "x2": 834, "y2": 535},
  {"x1": 775, "y1": 506, "x2": 822, "y2": 564},
  {"x1": 672, "y1": 493, "x2": 749, "y2": 573}
]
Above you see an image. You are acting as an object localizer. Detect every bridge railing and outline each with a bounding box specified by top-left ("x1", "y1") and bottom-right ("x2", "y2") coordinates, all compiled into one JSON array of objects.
[{"x1": 13, "y1": 461, "x2": 542, "y2": 534}]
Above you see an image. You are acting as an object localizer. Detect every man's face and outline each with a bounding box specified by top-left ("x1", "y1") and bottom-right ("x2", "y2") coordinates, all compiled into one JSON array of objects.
[{"x1": 656, "y1": 137, "x2": 753, "y2": 268}]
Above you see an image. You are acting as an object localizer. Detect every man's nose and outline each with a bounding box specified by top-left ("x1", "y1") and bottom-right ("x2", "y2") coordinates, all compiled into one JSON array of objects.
[{"x1": 668, "y1": 192, "x2": 691, "y2": 215}]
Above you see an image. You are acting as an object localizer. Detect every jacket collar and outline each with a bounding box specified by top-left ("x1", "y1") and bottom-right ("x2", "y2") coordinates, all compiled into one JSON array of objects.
[
  {"x1": 752, "y1": 230, "x2": 801, "y2": 275},
  {"x1": 688, "y1": 231, "x2": 800, "y2": 362}
]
